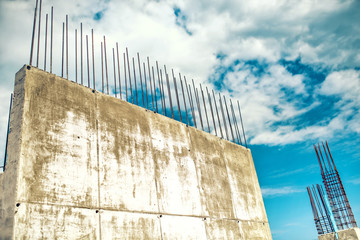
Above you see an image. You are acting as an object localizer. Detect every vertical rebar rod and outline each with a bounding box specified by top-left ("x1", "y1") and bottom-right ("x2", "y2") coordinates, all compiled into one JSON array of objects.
[
  {"x1": 207, "y1": 87, "x2": 217, "y2": 136},
  {"x1": 43, "y1": 13, "x2": 48, "y2": 70},
  {"x1": 86, "y1": 35, "x2": 90, "y2": 87},
  {"x1": 113, "y1": 48, "x2": 117, "y2": 97},
  {"x1": 126, "y1": 48, "x2": 132, "y2": 103},
  {"x1": 138, "y1": 53, "x2": 144, "y2": 107},
  {"x1": 224, "y1": 96, "x2": 235, "y2": 143},
  {"x1": 104, "y1": 36, "x2": 109, "y2": 94},
  {"x1": 237, "y1": 100, "x2": 247, "y2": 147},
  {"x1": 152, "y1": 67, "x2": 158, "y2": 112},
  {"x1": 160, "y1": 68, "x2": 166, "y2": 115},
  {"x1": 185, "y1": 78, "x2": 196, "y2": 128},
  {"x1": 50, "y1": 6, "x2": 53, "y2": 73},
  {"x1": 133, "y1": 57, "x2": 138, "y2": 105},
  {"x1": 116, "y1": 43, "x2": 121, "y2": 99},
  {"x1": 172, "y1": 70, "x2": 181, "y2": 122},
  {"x1": 200, "y1": 84, "x2": 210, "y2": 133},
  {"x1": 143, "y1": 62, "x2": 148, "y2": 109},
  {"x1": 2, "y1": 94, "x2": 13, "y2": 171},
  {"x1": 61, "y1": 22, "x2": 64, "y2": 77},
  {"x1": 29, "y1": 0, "x2": 39, "y2": 66},
  {"x1": 124, "y1": 53, "x2": 128, "y2": 101},
  {"x1": 44, "y1": 13, "x2": 48, "y2": 71},
  {"x1": 36, "y1": 0, "x2": 42, "y2": 68},
  {"x1": 66, "y1": 15, "x2": 68, "y2": 79},
  {"x1": 148, "y1": 58, "x2": 154, "y2": 110},
  {"x1": 213, "y1": 90, "x2": 223, "y2": 138},
  {"x1": 179, "y1": 75, "x2": 189, "y2": 126},
  {"x1": 166, "y1": 73, "x2": 174, "y2": 119},
  {"x1": 219, "y1": 93, "x2": 229, "y2": 140},
  {"x1": 101, "y1": 42, "x2": 104, "y2": 93},
  {"x1": 160, "y1": 69, "x2": 166, "y2": 115},
  {"x1": 230, "y1": 99, "x2": 241, "y2": 144},
  {"x1": 193, "y1": 80, "x2": 203, "y2": 131},
  {"x1": 156, "y1": 62, "x2": 164, "y2": 115},
  {"x1": 75, "y1": 29, "x2": 77, "y2": 83},
  {"x1": 81, "y1": 23, "x2": 83, "y2": 84},
  {"x1": 92, "y1": 29, "x2": 95, "y2": 90}
]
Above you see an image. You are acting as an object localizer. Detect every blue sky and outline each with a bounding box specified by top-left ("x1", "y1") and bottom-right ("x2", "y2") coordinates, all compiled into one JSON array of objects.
[{"x1": 0, "y1": 0, "x2": 359, "y2": 239}]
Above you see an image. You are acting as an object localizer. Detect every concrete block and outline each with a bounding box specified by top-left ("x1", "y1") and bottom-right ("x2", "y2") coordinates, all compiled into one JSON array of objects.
[{"x1": 160, "y1": 215, "x2": 207, "y2": 240}]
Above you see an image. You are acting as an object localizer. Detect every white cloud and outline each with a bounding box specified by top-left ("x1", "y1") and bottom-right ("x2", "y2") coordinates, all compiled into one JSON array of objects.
[{"x1": 261, "y1": 186, "x2": 304, "y2": 197}]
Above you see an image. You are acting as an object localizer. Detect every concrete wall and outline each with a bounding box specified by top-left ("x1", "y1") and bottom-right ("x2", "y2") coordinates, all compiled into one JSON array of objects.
[
  {"x1": 318, "y1": 228, "x2": 360, "y2": 240},
  {"x1": 0, "y1": 65, "x2": 272, "y2": 239}
]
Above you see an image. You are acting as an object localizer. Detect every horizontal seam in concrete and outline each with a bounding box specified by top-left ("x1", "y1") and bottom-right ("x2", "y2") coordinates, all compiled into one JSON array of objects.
[{"x1": 16, "y1": 201, "x2": 268, "y2": 224}]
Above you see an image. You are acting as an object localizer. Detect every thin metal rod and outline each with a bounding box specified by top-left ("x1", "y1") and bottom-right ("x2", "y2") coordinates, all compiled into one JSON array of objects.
[
  {"x1": 224, "y1": 96, "x2": 235, "y2": 143},
  {"x1": 179, "y1": 74, "x2": 189, "y2": 126},
  {"x1": 133, "y1": 57, "x2": 138, "y2": 105},
  {"x1": 219, "y1": 93, "x2": 229, "y2": 140},
  {"x1": 113, "y1": 48, "x2": 117, "y2": 97},
  {"x1": 75, "y1": 29, "x2": 77, "y2": 83},
  {"x1": 104, "y1": 36, "x2": 109, "y2": 94},
  {"x1": 230, "y1": 99, "x2": 241, "y2": 144},
  {"x1": 66, "y1": 15, "x2": 68, "y2": 79},
  {"x1": 44, "y1": 13, "x2": 48, "y2": 71},
  {"x1": 143, "y1": 62, "x2": 148, "y2": 109},
  {"x1": 200, "y1": 84, "x2": 210, "y2": 133},
  {"x1": 138, "y1": 53, "x2": 144, "y2": 107},
  {"x1": 81, "y1": 23, "x2": 83, "y2": 84},
  {"x1": 160, "y1": 69, "x2": 166, "y2": 115},
  {"x1": 116, "y1": 43, "x2": 121, "y2": 99},
  {"x1": 185, "y1": 77, "x2": 196, "y2": 128},
  {"x1": 172, "y1": 70, "x2": 181, "y2": 122},
  {"x1": 86, "y1": 35, "x2": 90, "y2": 87},
  {"x1": 156, "y1": 62, "x2": 164, "y2": 115},
  {"x1": 2, "y1": 93, "x2": 13, "y2": 171},
  {"x1": 124, "y1": 53, "x2": 128, "y2": 101},
  {"x1": 186, "y1": 80, "x2": 195, "y2": 126},
  {"x1": 61, "y1": 22, "x2": 64, "y2": 77},
  {"x1": 237, "y1": 100, "x2": 247, "y2": 147},
  {"x1": 152, "y1": 66, "x2": 158, "y2": 112},
  {"x1": 29, "y1": 0, "x2": 39, "y2": 66},
  {"x1": 101, "y1": 42, "x2": 104, "y2": 93},
  {"x1": 193, "y1": 80, "x2": 203, "y2": 131},
  {"x1": 148, "y1": 58, "x2": 154, "y2": 110},
  {"x1": 36, "y1": 0, "x2": 42, "y2": 68},
  {"x1": 213, "y1": 90, "x2": 223, "y2": 138},
  {"x1": 50, "y1": 6, "x2": 53, "y2": 73},
  {"x1": 126, "y1": 48, "x2": 132, "y2": 103},
  {"x1": 92, "y1": 29, "x2": 95, "y2": 90},
  {"x1": 166, "y1": 73, "x2": 174, "y2": 119},
  {"x1": 207, "y1": 87, "x2": 217, "y2": 136}
]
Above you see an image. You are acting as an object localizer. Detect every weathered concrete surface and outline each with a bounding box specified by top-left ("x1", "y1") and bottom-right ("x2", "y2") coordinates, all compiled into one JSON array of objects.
[
  {"x1": 319, "y1": 228, "x2": 360, "y2": 240},
  {"x1": 0, "y1": 65, "x2": 272, "y2": 239}
]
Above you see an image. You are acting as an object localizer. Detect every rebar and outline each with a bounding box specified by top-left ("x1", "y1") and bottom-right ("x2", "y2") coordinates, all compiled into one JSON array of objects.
[
  {"x1": 36, "y1": 0, "x2": 42, "y2": 68},
  {"x1": 166, "y1": 72, "x2": 174, "y2": 119},
  {"x1": 133, "y1": 57, "x2": 138, "y2": 105},
  {"x1": 152, "y1": 66, "x2": 158, "y2": 112},
  {"x1": 124, "y1": 53, "x2": 128, "y2": 101},
  {"x1": 81, "y1": 23, "x2": 83, "y2": 84},
  {"x1": 66, "y1": 15, "x2": 68, "y2": 79},
  {"x1": 101, "y1": 42, "x2": 104, "y2": 93},
  {"x1": 200, "y1": 84, "x2": 210, "y2": 133},
  {"x1": 92, "y1": 29, "x2": 95, "y2": 90},
  {"x1": 160, "y1": 68, "x2": 166, "y2": 115},
  {"x1": 113, "y1": 48, "x2": 117, "y2": 97},
  {"x1": 126, "y1": 48, "x2": 132, "y2": 103},
  {"x1": 29, "y1": 0, "x2": 39, "y2": 66},
  {"x1": 157, "y1": 62, "x2": 164, "y2": 115},
  {"x1": 237, "y1": 100, "x2": 247, "y2": 147},
  {"x1": 213, "y1": 90, "x2": 223, "y2": 138},
  {"x1": 224, "y1": 96, "x2": 235, "y2": 143},
  {"x1": 143, "y1": 62, "x2": 148, "y2": 109},
  {"x1": 86, "y1": 35, "x2": 90, "y2": 87},
  {"x1": 207, "y1": 87, "x2": 217, "y2": 136},
  {"x1": 116, "y1": 43, "x2": 122, "y2": 99},
  {"x1": 179, "y1": 74, "x2": 189, "y2": 126},
  {"x1": 50, "y1": 6, "x2": 53, "y2": 73},
  {"x1": 172, "y1": 70, "x2": 181, "y2": 122},
  {"x1": 75, "y1": 29, "x2": 77, "y2": 83},
  {"x1": 44, "y1": 14, "x2": 48, "y2": 71},
  {"x1": 138, "y1": 53, "x2": 144, "y2": 107},
  {"x1": 61, "y1": 22, "x2": 64, "y2": 77},
  {"x1": 193, "y1": 80, "x2": 203, "y2": 131},
  {"x1": 104, "y1": 36, "x2": 109, "y2": 94},
  {"x1": 219, "y1": 93, "x2": 229, "y2": 140},
  {"x1": 148, "y1": 58, "x2": 154, "y2": 110}
]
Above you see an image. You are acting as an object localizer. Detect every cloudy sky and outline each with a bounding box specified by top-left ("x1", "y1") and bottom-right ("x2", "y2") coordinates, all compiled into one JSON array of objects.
[{"x1": 1, "y1": 0, "x2": 359, "y2": 239}]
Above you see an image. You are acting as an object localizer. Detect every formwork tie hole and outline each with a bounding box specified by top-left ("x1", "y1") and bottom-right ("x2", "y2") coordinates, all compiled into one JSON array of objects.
[
  {"x1": 27, "y1": 66, "x2": 31, "y2": 70},
  {"x1": 16, "y1": 203, "x2": 20, "y2": 207}
]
